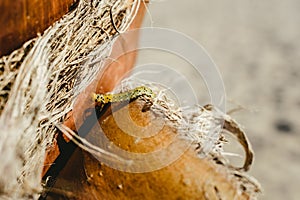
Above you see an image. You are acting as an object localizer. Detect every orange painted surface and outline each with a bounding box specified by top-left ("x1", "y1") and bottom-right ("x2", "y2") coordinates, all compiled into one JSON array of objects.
[{"x1": 0, "y1": 0, "x2": 77, "y2": 56}]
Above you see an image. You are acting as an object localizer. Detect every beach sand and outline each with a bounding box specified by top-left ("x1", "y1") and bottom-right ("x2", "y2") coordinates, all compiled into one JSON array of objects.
[{"x1": 140, "y1": 1, "x2": 300, "y2": 199}]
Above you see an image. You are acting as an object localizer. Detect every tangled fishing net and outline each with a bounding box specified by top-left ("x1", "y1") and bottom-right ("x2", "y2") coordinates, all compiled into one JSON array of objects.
[
  {"x1": 0, "y1": 0, "x2": 141, "y2": 198},
  {"x1": 0, "y1": 0, "x2": 261, "y2": 199}
]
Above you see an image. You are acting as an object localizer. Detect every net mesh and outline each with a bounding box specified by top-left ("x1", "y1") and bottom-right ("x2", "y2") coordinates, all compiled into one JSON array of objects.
[
  {"x1": 0, "y1": 0, "x2": 140, "y2": 198},
  {"x1": 0, "y1": 0, "x2": 260, "y2": 198}
]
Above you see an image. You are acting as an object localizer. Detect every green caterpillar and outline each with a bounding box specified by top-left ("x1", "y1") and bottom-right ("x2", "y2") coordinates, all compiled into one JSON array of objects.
[{"x1": 92, "y1": 86, "x2": 156, "y2": 104}]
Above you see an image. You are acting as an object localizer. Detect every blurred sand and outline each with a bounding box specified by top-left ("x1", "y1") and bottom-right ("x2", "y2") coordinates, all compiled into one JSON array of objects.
[{"x1": 141, "y1": 1, "x2": 300, "y2": 199}]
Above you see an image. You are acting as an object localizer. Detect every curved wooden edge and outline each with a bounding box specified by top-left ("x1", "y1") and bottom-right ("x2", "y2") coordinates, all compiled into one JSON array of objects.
[{"x1": 44, "y1": 100, "x2": 256, "y2": 199}]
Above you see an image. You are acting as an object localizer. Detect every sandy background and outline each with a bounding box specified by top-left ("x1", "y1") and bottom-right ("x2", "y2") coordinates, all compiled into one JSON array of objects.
[{"x1": 140, "y1": 1, "x2": 300, "y2": 199}]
